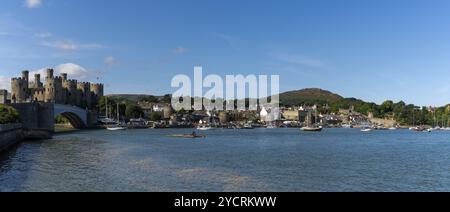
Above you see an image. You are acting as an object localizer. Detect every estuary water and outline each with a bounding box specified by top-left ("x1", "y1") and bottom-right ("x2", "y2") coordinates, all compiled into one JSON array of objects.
[{"x1": 1, "y1": 128, "x2": 450, "y2": 192}]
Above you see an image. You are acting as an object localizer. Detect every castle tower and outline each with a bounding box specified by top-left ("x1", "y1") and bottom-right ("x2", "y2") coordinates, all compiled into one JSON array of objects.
[
  {"x1": 90, "y1": 83, "x2": 104, "y2": 109},
  {"x1": 46, "y1": 68, "x2": 54, "y2": 79},
  {"x1": 44, "y1": 70, "x2": 63, "y2": 103},
  {"x1": 90, "y1": 83, "x2": 104, "y2": 98},
  {"x1": 61, "y1": 73, "x2": 68, "y2": 81},
  {"x1": 34, "y1": 74, "x2": 42, "y2": 88},
  {"x1": 77, "y1": 82, "x2": 91, "y2": 108},
  {"x1": 63, "y1": 79, "x2": 78, "y2": 105},
  {"x1": 11, "y1": 76, "x2": 29, "y2": 103},
  {"x1": 22, "y1": 70, "x2": 29, "y2": 85}
]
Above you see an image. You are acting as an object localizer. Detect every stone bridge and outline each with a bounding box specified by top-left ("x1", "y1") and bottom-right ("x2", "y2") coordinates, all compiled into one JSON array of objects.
[
  {"x1": 54, "y1": 104, "x2": 88, "y2": 129},
  {"x1": 10, "y1": 103, "x2": 97, "y2": 139}
]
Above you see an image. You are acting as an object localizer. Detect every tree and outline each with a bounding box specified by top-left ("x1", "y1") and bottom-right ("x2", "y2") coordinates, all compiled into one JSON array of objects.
[
  {"x1": 162, "y1": 94, "x2": 172, "y2": 103},
  {"x1": 139, "y1": 95, "x2": 158, "y2": 103},
  {"x1": 125, "y1": 104, "x2": 144, "y2": 119},
  {"x1": 380, "y1": 100, "x2": 394, "y2": 114},
  {"x1": 0, "y1": 104, "x2": 20, "y2": 124},
  {"x1": 149, "y1": 112, "x2": 163, "y2": 121}
]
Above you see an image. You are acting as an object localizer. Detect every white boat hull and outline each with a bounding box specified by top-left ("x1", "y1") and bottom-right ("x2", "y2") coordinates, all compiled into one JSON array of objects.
[{"x1": 107, "y1": 127, "x2": 127, "y2": 131}]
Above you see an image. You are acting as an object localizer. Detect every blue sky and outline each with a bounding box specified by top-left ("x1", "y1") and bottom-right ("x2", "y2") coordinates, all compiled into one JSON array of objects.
[{"x1": 1, "y1": 0, "x2": 450, "y2": 106}]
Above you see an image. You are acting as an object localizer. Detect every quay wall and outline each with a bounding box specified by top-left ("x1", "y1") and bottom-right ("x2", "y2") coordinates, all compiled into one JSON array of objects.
[{"x1": 0, "y1": 123, "x2": 23, "y2": 153}]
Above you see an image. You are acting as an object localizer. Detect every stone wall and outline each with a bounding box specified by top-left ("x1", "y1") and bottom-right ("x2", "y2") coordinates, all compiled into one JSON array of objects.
[
  {"x1": 0, "y1": 123, "x2": 23, "y2": 153},
  {"x1": 10, "y1": 103, "x2": 54, "y2": 139}
]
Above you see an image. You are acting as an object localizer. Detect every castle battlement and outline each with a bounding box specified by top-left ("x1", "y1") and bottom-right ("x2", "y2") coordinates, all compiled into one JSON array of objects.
[
  {"x1": 65, "y1": 79, "x2": 78, "y2": 84},
  {"x1": 53, "y1": 76, "x2": 63, "y2": 81},
  {"x1": 9, "y1": 69, "x2": 103, "y2": 109},
  {"x1": 77, "y1": 82, "x2": 91, "y2": 86},
  {"x1": 11, "y1": 77, "x2": 27, "y2": 82}
]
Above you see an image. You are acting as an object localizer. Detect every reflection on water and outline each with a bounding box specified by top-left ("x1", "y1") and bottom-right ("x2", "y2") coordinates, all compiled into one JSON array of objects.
[{"x1": 1, "y1": 128, "x2": 450, "y2": 192}]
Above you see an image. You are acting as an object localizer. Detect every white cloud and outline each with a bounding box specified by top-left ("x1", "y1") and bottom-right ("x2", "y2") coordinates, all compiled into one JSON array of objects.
[
  {"x1": 25, "y1": 0, "x2": 42, "y2": 9},
  {"x1": 32, "y1": 63, "x2": 92, "y2": 81},
  {"x1": 173, "y1": 47, "x2": 188, "y2": 54},
  {"x1": 104, "y1": 56, "x2": 117, "y2": 66},
  {"x1": 55, "y1": 63, "x2": 91, "y2": 80},
  {"x1": 41, "y1": 40, "x2": 104, "y2": 51},
  {"x1": 0, "y1": 76, "x2": 10, "y2": 91}
]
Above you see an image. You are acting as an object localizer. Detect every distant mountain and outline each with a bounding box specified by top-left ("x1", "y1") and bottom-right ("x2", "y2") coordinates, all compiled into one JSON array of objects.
[
  {"x1": 279, "y1": 88, "x2": 344, "y2": 106},
  {"x1": 108, "y1": 88, "x2": 346, "y2": 107},
  {"x1": 107, "y1": 94, "x2": 170, "y2": 103}
]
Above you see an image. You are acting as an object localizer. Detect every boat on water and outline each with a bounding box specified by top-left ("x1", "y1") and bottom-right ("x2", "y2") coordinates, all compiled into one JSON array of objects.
[
  {"x1": 242, "y1": 124, "x2": 255, "y2": 129},
  {"x1": 107, "y1": 103, "x2": 127, "y2": 131},
  {"x1": 107, "y1": 126, "x2": 127, "y2": 131},
  {"x1": 361, "y1": 128, "x2": 373, "y2": 132},
  {"x1": 301, "y1": 126, "x2": 323, "y2": 132},
  {"x1": 388, "y1": 127, "x2": 398, "y2": 130},
  {"x1": 410, "y1": 126, "x2": 424, "y2": 132},
  {"x1": 197, "y1": 126, "x2": 212, "y2": 131},
  {"x1": 170, "y1": 134, "x2": 206, "y2": 138}
]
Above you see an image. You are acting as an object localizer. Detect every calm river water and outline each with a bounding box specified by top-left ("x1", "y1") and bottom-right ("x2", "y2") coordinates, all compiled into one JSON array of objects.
[{"x1": 1, "y1": 128, "x2": 450, "y2": 192}]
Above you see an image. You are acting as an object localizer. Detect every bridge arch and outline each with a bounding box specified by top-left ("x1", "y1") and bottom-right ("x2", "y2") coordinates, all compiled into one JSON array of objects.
[
  {"x1": 57, "y1": 112, "x2": 86, "y2": 129},
  {"x1": 54, "y1": 104, "x2": 88, "y2": 129}
]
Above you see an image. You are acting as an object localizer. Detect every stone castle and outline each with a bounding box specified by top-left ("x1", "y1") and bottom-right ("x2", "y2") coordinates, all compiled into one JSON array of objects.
[{"x1": 8, "y1": 69, "x2": 103, "y2": 110}]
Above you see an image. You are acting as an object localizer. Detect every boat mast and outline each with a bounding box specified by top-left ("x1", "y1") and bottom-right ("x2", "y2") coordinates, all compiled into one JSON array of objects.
[
  {"x1": 105, "y1": 97, "x2": 108, "y2": 119},
  {"x1": 117, "y1": 103, "x2": 120, "y2": 123}
]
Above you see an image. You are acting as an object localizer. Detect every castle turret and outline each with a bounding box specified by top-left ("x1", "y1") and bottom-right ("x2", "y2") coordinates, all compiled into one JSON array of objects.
[
  {"x1": 61, "y1": 73, "x2": 68, "y2": 81},
  {"x1": 22, "y1": 70, "x2": 29, "y2": 84},
  {"x1": 46, "y1": 68, "x2": 54, "y2": 79},
  {"x1": 11, "y1": 77, "x2": 28, "y2": 103},
  {"x1": 35, "y1": 74, "x2": 42, "y2": 88},
  {"x1": 44, "y1": 74, "x2": 63, "y2": 103},
  {"x1": 30, "y1": 73, "x2": 43, "y2": 89}
]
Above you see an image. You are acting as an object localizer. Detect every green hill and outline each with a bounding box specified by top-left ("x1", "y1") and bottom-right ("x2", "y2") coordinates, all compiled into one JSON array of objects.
[
  {"x1": 279, "y1": 88, "x2": 344, "y2": 106},
  {"x1": 107, "y1": 94, "x2": 171, "y2": 103}
]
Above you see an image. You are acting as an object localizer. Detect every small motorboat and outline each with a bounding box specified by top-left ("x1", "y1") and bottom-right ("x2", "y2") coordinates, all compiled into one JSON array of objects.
[
  {"x1": 197, "y1": 126, "x2": 212, "y2": 131},
  {"x1": 388, "y1": 127, "x2": 398, "y2": 130},
  {"x1": 361, "y1": 128, "x2": 373, "y2": 132},
  {"x1": 107, "y1": 126, "x2": 127, "y2": 131},
  {"x1": 410, "y1": 126, "x2": 424, "y2": 132},
  {"x1": 301, "y1": 126, "x2": 323, "y2": 132}
]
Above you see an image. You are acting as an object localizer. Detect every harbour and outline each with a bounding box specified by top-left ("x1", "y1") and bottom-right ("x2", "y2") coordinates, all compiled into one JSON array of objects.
[{"x1": 2, "y1": 128, "x2": 450, "y2": 192}]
